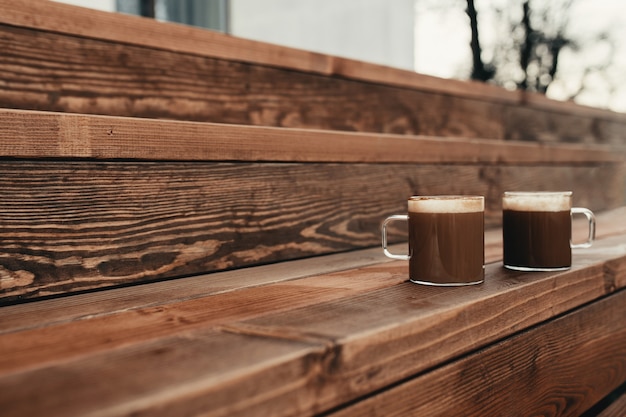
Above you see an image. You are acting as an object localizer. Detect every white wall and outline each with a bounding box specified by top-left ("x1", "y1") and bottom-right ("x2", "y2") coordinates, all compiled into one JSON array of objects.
[
  {"x1": 53, "y1": 0, "x2": 115, "y2": 12},
  {"x1": 230, "y1": 0, "x2": 415, "y2": 71},
  {"x1": 52, "y1": 0, "x2": 416, "y2": 71}
]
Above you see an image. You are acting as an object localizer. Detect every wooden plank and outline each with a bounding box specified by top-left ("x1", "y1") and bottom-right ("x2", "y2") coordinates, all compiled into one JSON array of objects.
[
  {"x1": 0, "y1": 245, "x2": 394, "y2": 335},
  {"x1": 223, "y1": 235, "x2": 626, "y2": 413},
  {"x1": 330, "y1": 289, "x2": 626, "y2": 417},
  {"x1": 0, "y1": 265, "x2": 409, "y2": 375},
  {"x1": 1, "y1": 24, "x2": 625, "y2": 144},
  {"x1": 2, "y1": 206, "x2": 625, "y2": 336},
  {"x1": 0, "y1": 0, "x2": 335, "y2": 75},
  {"x1": 504, "y1": 103, "x2": 626, "y2": 148},
  {"x1": 0, "y1": 109, "x2": 622, "y2": 163},
  {"x1": 0, "y1": 234, "x2": 624, "y2": 416},
  {"x1": 0, "y1": 24, "x2": 507, "y2": 138},
  {"x1": 0, "y1": 161, "x2": 621, "y2": 303},
  {"x1": 0, "y1": 0, "x2": 521, "y2": 105},
  {"x1": 2, "y1": 0, "x2": 626, "y2": 127},
  {"x1": 0, "y1": 327, "x2": 328, "y2": 417},
  {"x1": 523, "y1": 89, "x2": 626, "y2": 121}
]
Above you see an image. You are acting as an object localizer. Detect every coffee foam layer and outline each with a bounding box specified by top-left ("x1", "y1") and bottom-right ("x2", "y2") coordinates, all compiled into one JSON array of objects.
[
  {"x1": 408, "y1": 196, "x2": 484, "y2": 213},
  {"x1": 503, "y1": 193, "x2": 571, "y2": 212}
]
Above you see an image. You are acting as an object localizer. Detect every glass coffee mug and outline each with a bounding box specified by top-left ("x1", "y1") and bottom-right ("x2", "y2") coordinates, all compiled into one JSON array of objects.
[
  {"x1": 381, "y1": 196, "x2": 485, "y2": 286},
  {"x1": 502, "y1": 191, "x2": 596, "y2": 271}
]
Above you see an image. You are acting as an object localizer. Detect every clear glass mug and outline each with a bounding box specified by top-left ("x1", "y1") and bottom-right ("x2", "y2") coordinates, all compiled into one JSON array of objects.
[
  {"x1": 502, "y1": 191, "x2": 595, "y2": 271},
  {"x1": 382, "y1": 196, "x2": 485, "y2": 286}
]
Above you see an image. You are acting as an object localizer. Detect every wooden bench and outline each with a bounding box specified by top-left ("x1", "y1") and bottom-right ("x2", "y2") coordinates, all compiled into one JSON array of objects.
[{"x1": 1, "y1": 1, "x2": 625, "y2": 415}]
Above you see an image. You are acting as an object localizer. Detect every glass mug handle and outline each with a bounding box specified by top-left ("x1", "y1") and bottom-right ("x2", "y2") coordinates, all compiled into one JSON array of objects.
[
  {"x1": 382, "y1": 215, "x2": 411, "y2": 260},
  {"x1": 571, "y1": 207, "x2": 596, "y2": 249}
]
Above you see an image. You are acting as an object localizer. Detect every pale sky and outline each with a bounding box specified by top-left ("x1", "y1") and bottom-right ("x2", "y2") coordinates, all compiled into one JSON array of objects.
[{"x1": 414, "y1": 0, "x2": 626, "y2": 112}]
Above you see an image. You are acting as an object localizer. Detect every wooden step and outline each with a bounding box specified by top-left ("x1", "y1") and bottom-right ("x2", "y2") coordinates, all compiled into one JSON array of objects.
[
  {"x1": 2, "y1": 2, "x2": 625, "y2": 415},
  {"x1": 1, "y1": 0, "x2": 625, "y2": 144},
  {"x1": 0, "y1": 109, "x2": 623, "y2": 303},
  {"x1": 2, "y1": 206, "x2": 624, "y2": 335},
  {"x1": 1, "y1": 109, "x2": 621, "y2": 163},
  {"x1": 332, "y1": 288, "x2": 626, "y2": 417},
  {"x1": 0, "y1": 228, "x2": 625, "y2": 416}
]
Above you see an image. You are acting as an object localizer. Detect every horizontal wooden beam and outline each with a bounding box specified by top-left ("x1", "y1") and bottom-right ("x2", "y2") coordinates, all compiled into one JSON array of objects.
[{"x1": 1, "y1": 109, "x2": 621, "y2": 164}]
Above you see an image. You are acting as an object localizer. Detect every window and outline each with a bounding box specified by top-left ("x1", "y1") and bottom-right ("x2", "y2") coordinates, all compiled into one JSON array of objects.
[{"x1": 116, "y1": 0, "x2": 229, "y2": 32}]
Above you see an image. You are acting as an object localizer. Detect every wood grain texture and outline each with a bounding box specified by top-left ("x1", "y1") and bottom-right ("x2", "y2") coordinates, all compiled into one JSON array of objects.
[
  {"x1": 2, "y1": 0, "x2": 626, "y2": 128},
  {"x1": 0, "y1": 245, "x2": 396, "y2": 335},
  {"x1": 1, "y1": 24, "x2": 625, "y2": 143},
  {"x1": 0, "y1": 234, "x2": 624, "y2": 416},
  {"x1": 3, "y1": 206, "x2": 625, "y2": 336},
  {"x1": 503, "y1": 104, "x2": 626, "y2": 147},
  {"x1": 330, "y1": 289, "x2": 626, "y2": 417},
  {"x1": 0, "y1": 266, "x2": 409, "y2": 375},
  {"x1": 0, "y1": 161, "x2": 621, "y2": 303},
  {"x1": 0, "y1": 327, "x2": 326, "y2": 417},
  {"x1": 0, "y1": 3, "x2": 623, "y2": 414},
  {"x1": 0, "y1": 0, "x2": 530, "y2": 104},
  {"x1": 225, "y1": 236, "x2": 626, "y2": 414},
  {"x1": 0, "y1": 24, "x2": 502, "y2": 138},
  {"x1": 0, "y1": 109, "x2": 622, "y2": 163}
]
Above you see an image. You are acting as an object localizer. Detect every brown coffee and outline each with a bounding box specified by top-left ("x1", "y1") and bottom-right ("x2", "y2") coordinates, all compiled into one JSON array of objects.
[
  {"x1": 382, "y1": 196, "x2": 485, "y2": 286},
  {"x1": 503, "y1": 209, "x2": 571, "y2": 269},
  {"x1": 408, "y1": 209, "x2": 484, "y2": 285},
  {"x1": 501, "y1": 192, "x2": 580, "y2": 271}
]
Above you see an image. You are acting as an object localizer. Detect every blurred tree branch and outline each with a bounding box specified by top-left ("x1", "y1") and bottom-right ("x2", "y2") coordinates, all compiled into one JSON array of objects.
[
  {"x1": 467, "y1": 0, "x2": 494, "y2": 80},
  {"x1": 462, "y1": 0, "x2": 616, "y2": 99},
  {"x1": 416, "y1": 0, "x2": 622, "y2": 109}
]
